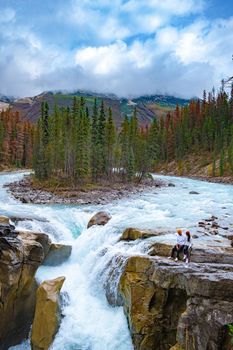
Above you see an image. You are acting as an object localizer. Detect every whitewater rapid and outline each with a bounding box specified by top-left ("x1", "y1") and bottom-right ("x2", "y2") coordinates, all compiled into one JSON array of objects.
[{"x1": 0, "y1": 171, "x2": 232, "y2": 350}]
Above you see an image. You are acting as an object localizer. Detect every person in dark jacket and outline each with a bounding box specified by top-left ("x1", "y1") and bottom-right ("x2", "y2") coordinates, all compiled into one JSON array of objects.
[{"x1": 183, "y1": 231, "x2": 193, "y2": 263}]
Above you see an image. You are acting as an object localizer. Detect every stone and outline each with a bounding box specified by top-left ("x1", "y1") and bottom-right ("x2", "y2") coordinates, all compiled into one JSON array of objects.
[
  {"x1": 116, "y1": 254, "x2": 233, "y2": 350},
  {"x1": 43, "y1": 243, "x2": 72, "y2": 266},
  {"x1": 170, "y1": 345, "x2": 183, "y2": 350},
  {"x1": 226, "y1": 235, "x2": 233, "y2": 240},
  {"x1": 111, "y1": 226, "x2": 233, "y2": 350},
  {"x1": 0, "y1": 229, "x2": 51, "y2": 349},
  {"x1": 119, "y1": 227, "x2": 168, "y2": 241},
  {"x1": 31, "y1": 276, "x2": 65, "y2": 350},
  {"x1": 21, "y1": 197, "x2": 29, "y2": 203},
  {"x1": 9, "y1": 215, "x2": 49, "y2": 224},
  {"x1": 205, "y1": 216, "x2": 218, "y2": 222},
  {"x1": 87, "y1": 211, "x2": 111, "y2": 228},
  {"x1": 0, "y1": 215, "x2": 10, "y2": 225},
  {"x1": 177, "y1": 298, "x2": 233, "y2": 350},
  {"x1": 148, "y1": 241, "x2": 233, "y2": 264},
  {"x1": 18, "y1": 231, "x2": 52, "y2": 260},
  {"x1": 198, "y1": 222, "x2": 205, "y2": 227},
  {"x1": 0, "y1": 215, "x2": 16, "y2": 237},
  {"x1": 104, "y1": 226, "x2": 233, "y2": 350}
]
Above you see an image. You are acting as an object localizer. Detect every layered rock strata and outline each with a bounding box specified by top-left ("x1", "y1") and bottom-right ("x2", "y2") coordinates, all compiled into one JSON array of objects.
[
  {"x1": 118, "y1": 255, "x2": 233, "y2": 350},
  {"x1": 0, "y1": 221, "x2": 51, "y2": 349}
]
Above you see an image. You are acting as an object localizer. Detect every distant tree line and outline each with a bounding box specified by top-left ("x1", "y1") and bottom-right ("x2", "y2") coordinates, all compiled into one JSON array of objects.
[
  {"x1": 33, "y1": 87, "x2": 233, "y2": 183},
  {"x1": 0, "y1": 110, "x2": 33, "y2": 169},
  {"x1": 3, "y1": 85, "x2": 231, "y2": 180},
  {"x1": 33, "y1": 97, "x2": 157, "y2": 183},
  {"x1": 156, "y1": 87, "x2": 233, "y2": 176}
]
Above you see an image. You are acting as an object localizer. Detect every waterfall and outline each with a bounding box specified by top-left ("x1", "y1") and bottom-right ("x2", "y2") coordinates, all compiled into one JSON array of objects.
[{"x1": 1, "y1": 171, "x2": 232, "y2": 350}]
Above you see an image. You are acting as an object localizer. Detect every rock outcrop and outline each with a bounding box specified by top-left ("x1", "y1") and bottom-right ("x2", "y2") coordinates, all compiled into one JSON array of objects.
[
  {"x1": 148, "y1": 242, "x2": 233, "y2": 264},
  {"x1": 117, "y1": 252, "x2": 233, "y2": 350},
  {"x1": 0, "y1": 215, "x2": 10, "y2": 225},
  {"x1": 31, "y1": 276, "x2": 65, "y2": 350},
  {"x1": 103, "y1": 223, "x2": 233, "y2": 350},
  {"x1": 87, "y1": 211, "x2": 111, "y2": 228},
  {"x1": 119, "y1": 227, "x2": 169, "y2": 241},
  {"x1": 0, "y1": 215, "x2": 17, "y2": 236},
  {"x1": 43, "y1": 243, "x2": 72, "y2": 266},
  {"x1": 0, "y1": 219, "x2": 51, "y2": 349}
]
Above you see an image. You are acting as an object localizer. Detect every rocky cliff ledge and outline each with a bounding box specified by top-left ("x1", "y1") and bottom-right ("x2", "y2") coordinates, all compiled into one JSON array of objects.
[
  {"x1": 0, "y1": 217, "x2": 51, "y2": 349},
  {"x1": 107, "y1": 226, "x2": 233, "y2": 350},
  {"x1": 0, "y1": 216, "x2": 71, "y2": 349}
]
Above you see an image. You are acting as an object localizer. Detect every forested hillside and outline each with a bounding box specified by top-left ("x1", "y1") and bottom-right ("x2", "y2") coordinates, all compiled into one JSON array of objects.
[
  {"x1": 156, "y1": 88, "x2": 233, "y2": 177},
  {"x1": 33, "y1": 86, "x2": 233, "y2": 186},
  {"x1": 1, "y1": 86, "x2": 232, "y2": 180},
  {"x1": 0, "y1": 110, "x2": 34, "y2": 169}
]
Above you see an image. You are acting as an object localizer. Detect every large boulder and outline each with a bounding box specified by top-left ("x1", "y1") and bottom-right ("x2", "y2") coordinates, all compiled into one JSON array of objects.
[
  {"x1": 43, "y1": 243, "x2": 72, "y2": 266},
  {"x1": 119, "y1": 227, "x2": 168, "y2": 241},
  {"x1": 31, "y1": 276, "x2": 65, "y2": 350},
  {"x1": 0, "y1": 229, "x2": 51, "y2": 349},
  {"x1": 87, "y1": 211, "x2": 111, "y2": 228}
]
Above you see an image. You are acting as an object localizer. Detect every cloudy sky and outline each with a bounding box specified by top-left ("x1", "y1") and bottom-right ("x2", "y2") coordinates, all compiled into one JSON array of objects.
[{"x1": 0, "y1": 0, "x2": 233, "y2": 98}]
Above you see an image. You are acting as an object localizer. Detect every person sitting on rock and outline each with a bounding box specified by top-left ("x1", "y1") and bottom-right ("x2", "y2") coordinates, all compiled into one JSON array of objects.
[
  {"x1": 183, "y1": 231, "x2": 193, "y2": 263},
  {"x1": 169, "y1": 229, "x2": 186, "y2": 262}
]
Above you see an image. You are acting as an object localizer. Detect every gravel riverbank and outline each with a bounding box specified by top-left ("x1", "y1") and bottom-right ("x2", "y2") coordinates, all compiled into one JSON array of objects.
[{"x1": 6, "y1": 175, "x2": 166, "y2": 205}]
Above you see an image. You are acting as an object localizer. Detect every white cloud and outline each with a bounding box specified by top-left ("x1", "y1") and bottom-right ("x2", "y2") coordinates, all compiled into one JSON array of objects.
[
  {"x1": 173, "y1": 17, "x2": 233, "y2": 85},
  {"x1": 64, "y1": 0, "x2": 204, "y2": 43},
  {"x1": 75, "y1": 40, "x2": 153, "y2": 75},
  {"x1": 74, "y1": 15, "x2": 233, "y2": 98},
  {"x1": 0, "y1": 0, "x2": 232, "y2": 98},
  {"x1": 122, "y1": 0, "x2": 204, "y2": 15}
]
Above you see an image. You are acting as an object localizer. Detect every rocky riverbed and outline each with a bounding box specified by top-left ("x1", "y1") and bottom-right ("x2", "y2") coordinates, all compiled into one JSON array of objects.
[{"x1": 5, "y1": 174, "x2": 165, "y2": 205}]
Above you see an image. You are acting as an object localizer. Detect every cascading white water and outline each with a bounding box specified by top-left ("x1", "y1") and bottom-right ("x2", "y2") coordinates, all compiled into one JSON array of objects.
[{"x1": 1, "y1": 171, "x2": 232, "y2": 350}]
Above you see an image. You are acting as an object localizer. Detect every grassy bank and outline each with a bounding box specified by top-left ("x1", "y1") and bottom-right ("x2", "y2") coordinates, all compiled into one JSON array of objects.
[{"x1": 155, "y1": 154, "x2": 233, "y2": 184}]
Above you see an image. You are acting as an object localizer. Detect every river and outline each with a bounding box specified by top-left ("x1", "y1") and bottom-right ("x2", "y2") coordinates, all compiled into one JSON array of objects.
[{"x1": 0, "y1": 171, "x2": 232, "y2": 350}]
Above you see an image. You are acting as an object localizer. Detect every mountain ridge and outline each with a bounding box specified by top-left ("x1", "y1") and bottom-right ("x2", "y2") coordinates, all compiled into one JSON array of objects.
[{"x1": 1, "y1": 90, "x2": 190, "y2": 126}]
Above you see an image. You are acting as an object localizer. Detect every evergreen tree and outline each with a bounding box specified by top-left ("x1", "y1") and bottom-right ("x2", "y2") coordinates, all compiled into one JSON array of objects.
[
  {"x1": 91, "y1": 99, "x2": 98, "y2": 181},
  {"x1": 219, "y1": 149, "x2": 225, "y2": 176},
  {"x1": 97, "y1": 100, "x2": 106, "y2": 178},
  {"x1": 105, "y1": 108, "x2": 116, "y2": 178}
]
